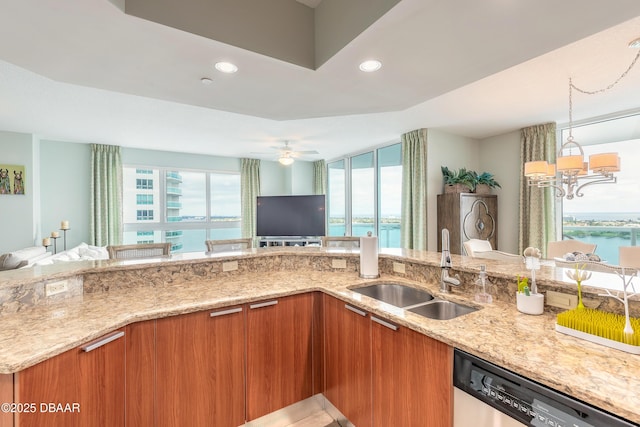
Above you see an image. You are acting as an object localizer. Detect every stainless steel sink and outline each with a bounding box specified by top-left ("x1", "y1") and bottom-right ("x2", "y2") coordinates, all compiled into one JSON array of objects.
[
  {"x1": 408, "y1": 300, "x2": 478, "y2": 320},
  {"x1": 351, "y1": 283, "x2": 434, "y2": 308}
]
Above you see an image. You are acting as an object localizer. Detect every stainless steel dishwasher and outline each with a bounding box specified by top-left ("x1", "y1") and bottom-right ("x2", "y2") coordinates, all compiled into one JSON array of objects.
[{"x1": 453, "y1": 349, "x2": 637, "y2": 427}]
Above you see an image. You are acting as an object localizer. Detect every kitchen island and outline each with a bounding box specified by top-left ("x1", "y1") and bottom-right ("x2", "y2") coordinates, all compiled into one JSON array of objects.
[{"x1": 0, "y1": 247, "x2": 638, "y2": 425}]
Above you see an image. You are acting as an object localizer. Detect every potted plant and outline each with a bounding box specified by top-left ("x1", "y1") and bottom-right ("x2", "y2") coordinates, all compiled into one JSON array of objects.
[
  {"x1": 474, "y1": 172, "x2": 501, "y2": 194},
  {"x1": 441, "y1": 166, "x2": 475, "y2": 193}
]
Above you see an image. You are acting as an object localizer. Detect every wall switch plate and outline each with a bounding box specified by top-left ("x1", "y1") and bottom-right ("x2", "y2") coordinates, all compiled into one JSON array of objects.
[
  {"x1": 331, "y1": 259, "x2": 347, "y2": 269},
  {"x1": 222, "y1": 261, "x2": 238, "y2": 272},
  {"x1": 546, "y1": 290, "x2": 577, "y2": 309},
  {"x1": 45, "y1": 280, "x2": 69, "y2": 297},
  {"x1": 393, "y1": 262, "x2": 406, "y2": 274}
]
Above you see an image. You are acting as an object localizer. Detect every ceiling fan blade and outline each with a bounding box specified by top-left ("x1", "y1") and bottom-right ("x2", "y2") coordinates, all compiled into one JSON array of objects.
[{"x1": 293, "y1": 150, "x2": 319, "y2": 155}]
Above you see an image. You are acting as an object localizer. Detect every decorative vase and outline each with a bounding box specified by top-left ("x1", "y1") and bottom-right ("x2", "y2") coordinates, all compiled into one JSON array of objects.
[
  {"x1": 474, "y1": 183, "x2": 491, "y2": 194},
  {"x1": 444, "y1": 183, "x2": 469, "y2": 193}
]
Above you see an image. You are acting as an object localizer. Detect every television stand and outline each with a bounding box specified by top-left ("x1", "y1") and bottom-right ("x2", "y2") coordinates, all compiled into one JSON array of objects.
[{"x1": 259, "y1": 237, "x2": 322, "y2": 247}]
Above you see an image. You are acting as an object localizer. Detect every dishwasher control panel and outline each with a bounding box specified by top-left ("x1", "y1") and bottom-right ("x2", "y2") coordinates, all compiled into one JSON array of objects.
[{"x1": 453, "y1": 349, "x2": 636, "y2": 427}]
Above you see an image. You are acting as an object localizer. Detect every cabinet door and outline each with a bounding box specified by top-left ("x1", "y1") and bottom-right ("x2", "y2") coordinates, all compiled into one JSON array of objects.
[
  {"x1": 246, "y1": 293, "x2": 313, "y2": 420},
  {"x1": 126, "y1": 320, "x2": 156, "y2": 427},
  {"x1": 156, "y1": 307, "x2": 245, "y2": 427},
  {"x1": 16, "y1": 329, "x2": 126, "y2": 427},
  {"x1": 324, "y1": 295, "x2": 372, "y2": 427},
  {"x1": 371, "y1": 316, "x2": 453, "y2": 427}
]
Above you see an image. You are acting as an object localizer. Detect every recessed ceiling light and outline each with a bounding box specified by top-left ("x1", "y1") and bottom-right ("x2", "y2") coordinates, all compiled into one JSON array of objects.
[
  {"x1": 359, "y1": 60, "x2": 382, "y2": 72},
  {"x1": 629, "y1": 37, "x2": 640, "y2": 49},
  {"x1": 200, "y1": 77, "x2": 213, "y2": 85},
  {"x1": 215, "y1": 62, "x2": 238, "y2": 73}
]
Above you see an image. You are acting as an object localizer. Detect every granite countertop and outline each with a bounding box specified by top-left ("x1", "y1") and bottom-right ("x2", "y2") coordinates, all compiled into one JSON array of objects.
[{"x1": 0, "y1": 249, "x2": 638, "y2": 424}]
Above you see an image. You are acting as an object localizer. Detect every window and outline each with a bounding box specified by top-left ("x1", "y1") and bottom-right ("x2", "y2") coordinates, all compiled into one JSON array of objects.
[
  {"x1": 136, "y1": 179, "x2": 154, "y2": 190},
  {"x1": 123, "y1": 167, "x2": 241, "y2": 253},
  {"x1": 327, "y1": 143, "x2": 402, "y2": 248},
  {"x1": 560, "y1": 114, "x2": 640, "y2": 264},
  {"x1": 327, "y1": 160, "x2": 346, "y2": 237},
  {"x1": 136, "y1": 210, "x2": 154, "y2": 221},
  {"x1": 136, "y1": 194, "x2": 153, "y2": 205}
]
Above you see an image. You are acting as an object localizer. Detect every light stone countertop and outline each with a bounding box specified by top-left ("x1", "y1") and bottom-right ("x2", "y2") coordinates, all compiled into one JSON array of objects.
[{"x1": 0, "y1": 248, "x2": 638, "y2": 424}]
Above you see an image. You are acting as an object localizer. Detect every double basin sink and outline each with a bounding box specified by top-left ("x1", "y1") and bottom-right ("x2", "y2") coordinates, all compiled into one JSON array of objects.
[{"x1": 352, "y1": 283, "x2": 478, "y2": 320}]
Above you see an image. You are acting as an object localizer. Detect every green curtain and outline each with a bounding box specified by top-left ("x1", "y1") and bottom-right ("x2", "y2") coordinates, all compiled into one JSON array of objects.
[
  {"x1": 241, "y1": 158, "x2": 261, "y2": 241},
  {"x1": 519, "y1": 123, "x2": 557, "y2": 256},
  {"x1": 90, "y1": 144, "x2": 122, "y2": 246},
  {"x1": 400, "y1": 129, "x2": 428, "y2": 250},
  {"x1": 313, "y1": 160, "x2": 326, "y2": 195}
]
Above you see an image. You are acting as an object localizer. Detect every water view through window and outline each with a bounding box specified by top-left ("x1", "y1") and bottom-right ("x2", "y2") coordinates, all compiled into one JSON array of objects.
[{"x1": 561, "y1": 118, "x2": 640, "y2": 265}]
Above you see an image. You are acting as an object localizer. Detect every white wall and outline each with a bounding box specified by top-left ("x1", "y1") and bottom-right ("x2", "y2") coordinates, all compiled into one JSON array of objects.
[
  {"x1": 0, "y1": 131, "x2": 37, "y2": 253},
  {"x1": 427, "y1": 129, "x2": 481, "y2": 251},
  {"x1": 40, "y1": 140, "x2": 92, "y2": 249},
  {"x1": 479, "y1": 131, "x2": 521, "y2": 254}
]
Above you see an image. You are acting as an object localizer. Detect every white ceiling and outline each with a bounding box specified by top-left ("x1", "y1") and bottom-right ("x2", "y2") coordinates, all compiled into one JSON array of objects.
[{"x1": 1, "y1": 0, "x2": 640, "y2": 161}]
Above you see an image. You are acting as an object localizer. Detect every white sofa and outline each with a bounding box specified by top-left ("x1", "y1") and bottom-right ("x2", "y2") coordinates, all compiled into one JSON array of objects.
[{"x1": 0, "y1": 243, "x2": 108, "y2": 270}]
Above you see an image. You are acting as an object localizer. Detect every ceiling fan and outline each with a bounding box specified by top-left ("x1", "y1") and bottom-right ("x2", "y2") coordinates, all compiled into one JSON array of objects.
[{"x1": 253, "y1": 141, "x2": 319, "y2": 165}]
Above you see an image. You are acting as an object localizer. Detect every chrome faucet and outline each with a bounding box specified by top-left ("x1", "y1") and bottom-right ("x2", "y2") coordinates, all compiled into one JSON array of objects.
[{"x1": 440, "y1": 228, "x2": 461, "y2": 293}]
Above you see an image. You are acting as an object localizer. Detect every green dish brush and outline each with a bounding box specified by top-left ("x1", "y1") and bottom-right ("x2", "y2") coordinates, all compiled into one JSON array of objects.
[{"x1": 557, "y1": 308, "x2": 640, "y2": 347}]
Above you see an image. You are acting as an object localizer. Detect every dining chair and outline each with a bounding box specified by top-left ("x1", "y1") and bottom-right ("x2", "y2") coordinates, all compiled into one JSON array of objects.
[
  {"x1": 321, "y1": 236, "x2": 360, "y2": 248},
  {"x1": 205, "y1": 238, "x2": 253, "y2": 253},
  {"x1": 473, "y1": 250, "x2": 524, "y2": 263},
  {"x1": 546, "y1": 240, "x2": 597, "y2": 259},
  {"x1": 619, "y1": 246, "x2": 640, "y2": 269},
  {"x1": 462, "y1": 239, "x2": 493, "y2": 257},
  {"x1": 107, "y1": 243, "x2": 172, "y2": 260}
]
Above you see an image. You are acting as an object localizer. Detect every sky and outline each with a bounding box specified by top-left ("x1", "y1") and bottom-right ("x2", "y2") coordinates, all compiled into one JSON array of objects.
[{"x1": 563, "y1": 138, "x2": 640, "y2": 214}]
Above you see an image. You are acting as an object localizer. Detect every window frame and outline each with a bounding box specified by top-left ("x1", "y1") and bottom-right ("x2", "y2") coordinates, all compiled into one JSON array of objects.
[
  {"x1": 326, "y1": 142, "x2": 402, "y2": 248},
  {"x1": 122, "y1": 164, "x2": 241, "y2": 240}
]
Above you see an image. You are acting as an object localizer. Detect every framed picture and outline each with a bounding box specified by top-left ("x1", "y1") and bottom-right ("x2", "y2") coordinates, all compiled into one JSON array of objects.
[{"x1": 0, "y1": 164, "x2": 26, "y2": 195}]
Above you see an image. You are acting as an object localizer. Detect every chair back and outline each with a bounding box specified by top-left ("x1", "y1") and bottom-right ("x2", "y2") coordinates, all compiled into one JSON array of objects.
[
  {"x1": 619, "y1": 246, "x2": 640, "y2": 269},
  {"x1": 205, "y1": 238, "x2": 252, "y2": 253},
  {"x1": 546, "y1": 240, "x2": 597, "y2": 259},
  {"x1": 321, "y1": 236, "x2": 360, "y2": 248},
  {"x1": 462, "y1": 239, "x2": 492, "y2": 257},
  {"x1": 107, "y1": 243, "x2": 172, "y2": 260}
]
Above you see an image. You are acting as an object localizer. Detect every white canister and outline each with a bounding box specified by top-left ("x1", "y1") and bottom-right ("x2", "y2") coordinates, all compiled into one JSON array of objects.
[
  {"x1": 359, "y1": 232, "x2": 379, "y2": 278},
  {"x1": 516, "y1": 292, "x2": 544, "y2": 315}
]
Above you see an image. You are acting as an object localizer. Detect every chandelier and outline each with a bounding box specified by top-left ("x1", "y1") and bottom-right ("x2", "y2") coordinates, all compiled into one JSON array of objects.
[{"x1": 524, "y1": 39, "x2": 640, "y2": 200}]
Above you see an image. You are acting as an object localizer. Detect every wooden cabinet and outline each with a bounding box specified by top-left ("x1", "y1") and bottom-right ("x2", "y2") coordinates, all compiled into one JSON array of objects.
[
  {"x1": 15, "y1": 329, "x2": 126, "y2": 427},
  {"x1": 324, "y1": 295, "x2": 372, "y2": 427},
  {"x1": 125, "y1": 320, "x2": 156, "y2": 427},
  {"x1": 156, "y1": 306, "x2": 245, "y2": 427},
  {"x1": 246, "y1": 293, "x2": 314, "y2": 420},
  {"x1": 324, "y1": 295, "x2": 453, "y2": 427},
  {"x1": 371, "y1": 315, "x2": 453, "y2": 427},
  {"x1": 437, "y1": 192, "x2": 498, "y2": 254}
]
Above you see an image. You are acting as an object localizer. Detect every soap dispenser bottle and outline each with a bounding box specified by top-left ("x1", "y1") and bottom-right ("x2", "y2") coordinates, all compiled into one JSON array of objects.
[{"x1": 474, "y1": 265, "x2": 493, "y2": 304}]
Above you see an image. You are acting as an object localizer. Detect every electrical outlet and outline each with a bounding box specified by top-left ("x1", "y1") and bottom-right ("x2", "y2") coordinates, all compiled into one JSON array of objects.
[
  {"x1": 331, "y1": 259, "x2": 347, "y2": 269},
  {"x1": 222, "y1": 261, "x2": 238, "y2": 272},
  {"x1": 546, "y1": 290, "x2": 577, "y2": 309},
  {"x1": 45, "y1": 280, "x2": 69, "y2": 297},
  {"x1": 393, "y1": 262, "x2": 406, "y2": 274}
]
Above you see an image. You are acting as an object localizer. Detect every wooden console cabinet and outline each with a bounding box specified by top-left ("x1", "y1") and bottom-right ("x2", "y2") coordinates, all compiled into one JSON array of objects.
[{"x1": 437, "y1": 192, "x2": 498, "y2": 255}]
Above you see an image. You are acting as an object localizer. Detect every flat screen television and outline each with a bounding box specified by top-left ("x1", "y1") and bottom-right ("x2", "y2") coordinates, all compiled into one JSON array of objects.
[{"x1": 256, "y1": 195, "x2": 326, "y2": 237}]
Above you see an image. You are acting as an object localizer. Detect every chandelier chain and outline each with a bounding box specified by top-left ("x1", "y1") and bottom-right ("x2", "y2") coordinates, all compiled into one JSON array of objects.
[{"x1": 570, "y1": 49, "x2": 640, "y2": 95}]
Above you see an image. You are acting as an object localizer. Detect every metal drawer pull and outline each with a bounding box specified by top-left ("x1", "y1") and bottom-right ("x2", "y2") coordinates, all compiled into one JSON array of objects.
[
  {"x1": 345, "y1": 304, "x2": 366, "y2": 317},
  {"x1": 210, "y1": 307, "x2": 242, "y2": 317},
  {"x1": 371, "y1": 316, "x2": 398, "y2": 331},
  {"x1": 82, "y1": 331, "x2": 125, "y2": 352},
  {"x1": 250, "y1": 300, "x2": 278, "y2": 309}
]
